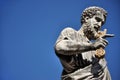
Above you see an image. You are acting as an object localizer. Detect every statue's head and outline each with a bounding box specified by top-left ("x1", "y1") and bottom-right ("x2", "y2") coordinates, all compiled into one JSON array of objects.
[
  {"x1": 81, "y1": 6, "x2": 107, "y2": 40},
  {"x1": 81, "y1": 6, "x2": 107, "y2": 25}
]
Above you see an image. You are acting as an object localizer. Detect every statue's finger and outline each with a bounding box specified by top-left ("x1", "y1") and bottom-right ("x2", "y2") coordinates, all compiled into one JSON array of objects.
[{"x1": 104, "y1": 29, "x2": 107, "y2": 33}]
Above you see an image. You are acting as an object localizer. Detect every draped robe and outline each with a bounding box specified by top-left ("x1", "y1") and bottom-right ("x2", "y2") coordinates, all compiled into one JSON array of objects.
[{"x1": 55, "y1": 27, "x2": 111, "y2": 80}]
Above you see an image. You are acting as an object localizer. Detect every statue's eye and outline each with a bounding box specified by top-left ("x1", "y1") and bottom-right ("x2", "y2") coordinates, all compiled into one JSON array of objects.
[
  {"x1": 64, "y1": 37, "x2": 68, "y2": 40},
  {"x1": 95, "y1": 17, "x2": 102, "y2": 22}
]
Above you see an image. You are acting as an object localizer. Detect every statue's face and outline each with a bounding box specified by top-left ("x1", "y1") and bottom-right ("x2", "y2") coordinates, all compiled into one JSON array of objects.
[{"x1": 83, "y1": 11, "x2": 105, "y2": 40}]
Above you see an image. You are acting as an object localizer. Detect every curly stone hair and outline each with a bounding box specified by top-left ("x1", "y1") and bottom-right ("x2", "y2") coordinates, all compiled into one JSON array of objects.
[{"x1": 81, "y1": 6, "x2": 107, "y2": 25}]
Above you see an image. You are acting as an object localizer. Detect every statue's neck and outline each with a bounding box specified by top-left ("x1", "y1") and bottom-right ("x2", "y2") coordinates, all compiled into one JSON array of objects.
[{"x1": 78, "y1": 25, "x2": 84, "y2": 34}]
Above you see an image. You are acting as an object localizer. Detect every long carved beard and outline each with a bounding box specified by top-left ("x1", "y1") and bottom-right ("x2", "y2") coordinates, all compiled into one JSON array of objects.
[{"x1": 83, "y1": 23, "x2": 97, "y2": 40}]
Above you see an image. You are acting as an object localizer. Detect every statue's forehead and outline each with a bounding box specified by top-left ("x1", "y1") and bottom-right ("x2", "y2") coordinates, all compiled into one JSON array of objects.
[
  {"x1": 94, "y1": 11, "x2": 104, "y2": 21},
  {"x1": 96, "y1": 11, "x2": 104, "y2": 18}
]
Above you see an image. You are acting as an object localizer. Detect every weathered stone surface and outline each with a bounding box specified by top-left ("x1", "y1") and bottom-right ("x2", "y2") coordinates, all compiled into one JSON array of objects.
[{"x1": 54, "y1": 6, "x2": 113, "y2": 80}]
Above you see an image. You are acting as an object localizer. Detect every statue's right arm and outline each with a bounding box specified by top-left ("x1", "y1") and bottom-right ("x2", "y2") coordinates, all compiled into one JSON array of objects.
[
  {"x1": 54, "y1": 28, "x2": 108, "y2": 55},
  {"x1": 55, "y1": 38, "x2": 108, "y2": 56}
]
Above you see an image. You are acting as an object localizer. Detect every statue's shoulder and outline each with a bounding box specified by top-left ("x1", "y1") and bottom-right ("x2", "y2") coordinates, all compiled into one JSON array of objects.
[{"x1": 61, "y1": 27, "x2": 76, "y2": 34}]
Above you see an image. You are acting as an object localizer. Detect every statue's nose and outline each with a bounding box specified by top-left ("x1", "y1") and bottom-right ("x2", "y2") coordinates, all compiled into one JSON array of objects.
[{"x1": 97, "y1": 22, "x2": 102, "y2": 26}]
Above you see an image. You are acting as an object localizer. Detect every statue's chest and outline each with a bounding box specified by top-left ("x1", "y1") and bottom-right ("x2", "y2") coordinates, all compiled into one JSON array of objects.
[{"x1": 67, "y1": 30, "x2": 94, "y2": 59}]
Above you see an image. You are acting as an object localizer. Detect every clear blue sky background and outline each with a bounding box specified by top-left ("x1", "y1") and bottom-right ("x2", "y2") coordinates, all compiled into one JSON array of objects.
[{"x1": 0, "y1": 0, "x2": 120, "y2": 80}]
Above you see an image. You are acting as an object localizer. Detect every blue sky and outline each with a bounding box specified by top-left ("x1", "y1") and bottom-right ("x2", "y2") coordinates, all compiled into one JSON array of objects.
[{"x1": 0, "y1": 0, "x2": 120, "y2": 80}]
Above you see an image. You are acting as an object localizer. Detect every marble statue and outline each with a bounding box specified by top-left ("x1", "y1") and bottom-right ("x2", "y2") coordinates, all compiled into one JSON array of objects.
[{"x1": 54, "y1": 6, "x2": 113, "y2": 80}]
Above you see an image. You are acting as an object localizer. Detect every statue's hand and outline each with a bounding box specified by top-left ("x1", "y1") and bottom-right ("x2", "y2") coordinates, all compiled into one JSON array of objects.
[
  {"x1": 92, "y1": 38, "x2": 108, "y2": 49},
  {"x1": 95, "y1": 29, "x2": 107, "y2": 38}
]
